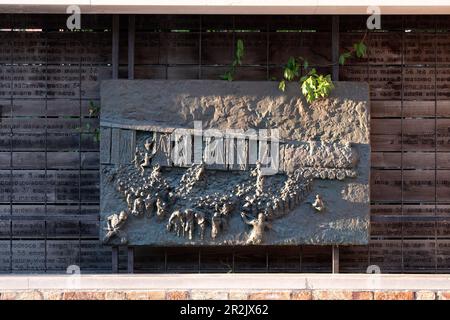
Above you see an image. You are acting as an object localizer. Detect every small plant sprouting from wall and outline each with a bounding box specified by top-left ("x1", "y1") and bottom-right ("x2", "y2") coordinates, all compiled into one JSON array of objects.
[
  {"x1": 78, "y1": 101, "x2": 101, "y2": 143},
  {"x1": 220, "y1": 39, "x2": 245, "y2": 81},
  {"x1": 88, "y1": 100, "x2": 100, "y2": 118},
  {"x1": 278, "y1": 57, "x2": 335, "y2": 104},
  {"x1": 89, "y1": 101, "x2": 101, "y2": 143},
  {"x1": 279, "y1": 36, "x2": 367, "y2": 103}
]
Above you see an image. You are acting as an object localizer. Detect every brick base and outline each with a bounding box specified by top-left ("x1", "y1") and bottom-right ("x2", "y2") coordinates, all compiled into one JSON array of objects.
[{"x1": 0, "y1": 289, "x2": 444, "y2": 300}]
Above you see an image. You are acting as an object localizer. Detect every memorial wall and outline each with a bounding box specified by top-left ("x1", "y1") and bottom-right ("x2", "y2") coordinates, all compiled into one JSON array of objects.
[{"x1": 0, "y1": 14, "x2": 450, "y2": 272}]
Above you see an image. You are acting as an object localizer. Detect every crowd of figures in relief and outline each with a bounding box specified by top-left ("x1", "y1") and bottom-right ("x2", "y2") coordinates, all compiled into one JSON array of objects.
[{"x1": 103, "y1": 131, "x2": 359, "y2": 245}]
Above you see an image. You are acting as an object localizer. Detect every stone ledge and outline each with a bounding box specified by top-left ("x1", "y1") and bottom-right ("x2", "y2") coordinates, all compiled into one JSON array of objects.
[
  {"x1": 0, "y1": 274, "x2": 449, "y2": 299},
  {"x1": 0, "y1": 289, "x2": 448, "y2": 300},
  {"x1": 2, "y1": 274, "x2": 450, "y2": 291}
]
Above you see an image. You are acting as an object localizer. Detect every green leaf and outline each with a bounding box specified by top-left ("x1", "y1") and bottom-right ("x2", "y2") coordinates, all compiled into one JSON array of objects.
[
  {"x1": 287, "y1": 57, "x2": 296, "y2": 68},
  {"x1": 303, "y1": 60, "x2": 309, "y2": 70},
  {"x1": 354, "y1": 41, "x2": 367, "y2": 58},
  {"x1": 284, "y1": 68, "x2": 294, "y2": 81},
  {"x1": 235, "y1": 39, "x2": 245, "y2": 65},
  {"x1": 88, "y1": 100, "x2": 100, "y2": 117},
  {"x1": 220, "y1": 39, "x2": 245, "y2": 81},
  {"x1": 339, "y1": 52, "x2": 352, "y2": 65},
  {"x1": 278, "y1": 80, "x2": 286, "y2": 92},
  {"x1": 220, "y1": 71, "x2": 233, "y2": 81}
]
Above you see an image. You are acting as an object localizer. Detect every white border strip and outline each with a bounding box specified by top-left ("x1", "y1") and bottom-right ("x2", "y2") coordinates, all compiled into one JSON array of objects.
[
  {"x1": 1, "y1": 1, "x2": 450, "y2": 14},
  {"x1": 2, "y1": 274, "x2": 450, "y2": 290}
]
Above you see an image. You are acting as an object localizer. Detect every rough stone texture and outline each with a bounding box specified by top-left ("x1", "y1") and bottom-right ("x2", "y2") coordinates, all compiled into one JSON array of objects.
[
  {"x1": 191, "y1": 290, "x2": 230, "y2": 300},
  {"x1": 374, "y1": 291, "x2": 415, "y2": 300},
  {"x1": 291, "y1": 290, "x2": 313, "y2": 300},
  {"x1": 62, "y1": 291, "x2": 106, "y2": 300},
  {"x1": 352, "y1": 291, "x2": 373, "y2": 300},
  {"x1": 103, "y1": 291, "x2": 127, "y2": 300},
  {"x1": 125, "y1": 291, "x2": 166, "y2": 300},
  {"x1": 101, "y1": 80, "x2": 370, "y2": 144},
  {"x1": 100, "y1": 80, "x2": 370, "y2": 246},
  {"x1": 0, "y1": 290, "x2": 43, "y2": 300},
  {"x1": 283, "y1": 141, "x2": 357, "y2": 172},
  {"x1": 42, "y1": 291, "x2": 63, "y2": 300},
  {"x1": 415, "y1": 291, "x2": 436, "y2": 300},
  {"x1": 166, "y1": 290, "x2": 190, "y2": 300},
  {"x1": 228, "y1": 291, "x2": 249, "y2": 300},
  {"x1": 437, "y1": 291, "x2": 450, "y2": 300},
  {"x1": 312, "y1": 290, "x2": 353, "y2": 300},
  {"x1": 0, "y1": 289, "x2": 444, "y2": 300},
  {"x1": 247, "y1": 291, "x2": 292, "y2": 300}
]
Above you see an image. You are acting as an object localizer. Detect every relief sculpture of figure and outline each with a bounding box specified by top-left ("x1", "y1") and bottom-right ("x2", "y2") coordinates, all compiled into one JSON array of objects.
[
  {"x1": 131, "y1": 192, "x2": 145, "y2": 216},
  {"x1": 195, "y1": 161, "x2": 207, "y2": 187},
  {"x1": 132, "y1": 147, "x2": 141, "y2": 170},
  {"x1": 156, "y1": 197, "x2": 167, "y2": 221},
  {"x1": 219, "y1": 202, "x2": 233, "y2": 231},
  {"x1": 250, "y1": 161, "x2": 265, "y2": 196},
  {"x1": 240, "y1": 212, "x2": 271, "y2": 245},
  {"x1": 144, "y1": 193, "x2": 155, "y2": 218},
  {"x1": 167, "y1": 210, "x2": 183, "y2": 237},
  {"x1": 195, "y1": 212, "x2": 206, "y2": 240},
  {"x1": 312, "y1": 194, "x2": 325, "y2": 212},
  {"x1": 139, "y1": 138, "x2": 156, "y2": 176},
  {"x1": 126, "y1": 191, "x2": 134, "y2": 210},
  {"x1": 211, "y1": 212, "x2": 222, "y2": 240},
  {"x1": 140, "y1": 152, "x2": 152, "y2": 176},
  {"x1": 103, "y1": 210, "x2": 128, "y2": 244},
  {"x1": 184, "y1": 209, "x2": 195, "y2": 240},
  {"x1": 150, "y1": 164, "x2": 162, "y2": 184},
  {"x1": 117, "y1": 180, "x2": 125, "y2": 193}
]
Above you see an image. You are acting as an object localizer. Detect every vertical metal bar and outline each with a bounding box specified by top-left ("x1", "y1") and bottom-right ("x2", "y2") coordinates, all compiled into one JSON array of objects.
[
  {"x1": 266, "y1": 17, "x2": 270, "y2": 80},
  {"x1": 44, "y1": 25, "x2": 49, "y2": 273},
  {"x1": 164, "y1": 249, "x2": 168, "y2": 272},
  {"x1": 232, "y1": 250, "x2": 235, "y2": 273},
  {"x1": 112, "y1": 15, "x2": 120, "y2": 79},
  {"x1": 434, "y1": 16, "x2": 438, "y2": 273},
  {"x1": 331, "y1": 16, "x2": 340, "y2": 273},
  {"x1": 128, "y1": 15, "x2": 135, "y2": 80},
  {"x1": 111, "y1": 15, "x2": 120, "y2": 272},
  {"x1": 331, "y1": 16, "x2": 340, "y2": 81},
  {"x1": 127, "y1": 247, "x2": 134, "y2": 273},
  {"x1": 112, "y1": 246, "x2": 119, "y2": 273},
  {"x1": 299, "y1": 246, "x2": 303, "y2": 272},
  {"x1": 367, "y1": 16, "x2": 372, "y2": 271},
  {"x1": 198, "y1": 16, "x2": 202, "y2": 79},
  {"x1": 78, "y1": 29, "x2": 83, "y2": 272},
  {"x1": 332, "y1": 245, "x2": 339, "y2": 273},
  {"x1": 232, "y1": 15, "x2": 236, "y2": 62},
  {"x1": 400, "y1": 16, "x2": 405, "y2": 273},
  {"x1": 9, "y1": 17, "x2": 13, "y2": 274}
]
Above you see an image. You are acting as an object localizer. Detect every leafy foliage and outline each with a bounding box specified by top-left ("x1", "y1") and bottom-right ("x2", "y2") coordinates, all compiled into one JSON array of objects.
[
  {"x1": 220, "y1": 39, "x2": 245, "y2": 81},
  {"x1": 88, "y1": 100, "x2": 100, "y2": 117},
  {"x1": 77, "y1": 101, "x2": 101, "y2": 143},
  {"x1": 279, "y1": 37, "x2": 367, "y2": 103},
  {"x1": 279, "y1": 57, "x2": 334, "y2": 103},
  {"x1": 300, "y1": 69, "x2": 334, "y2": 104},
  {"x1": 339, "y1": 41, "x2": 367, "y2": 65}
]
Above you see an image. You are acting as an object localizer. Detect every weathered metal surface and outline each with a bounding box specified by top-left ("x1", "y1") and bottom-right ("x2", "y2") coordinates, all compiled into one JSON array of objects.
[{"x1": 100, "y1": 80, "x2": 370, "y2": 246}]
